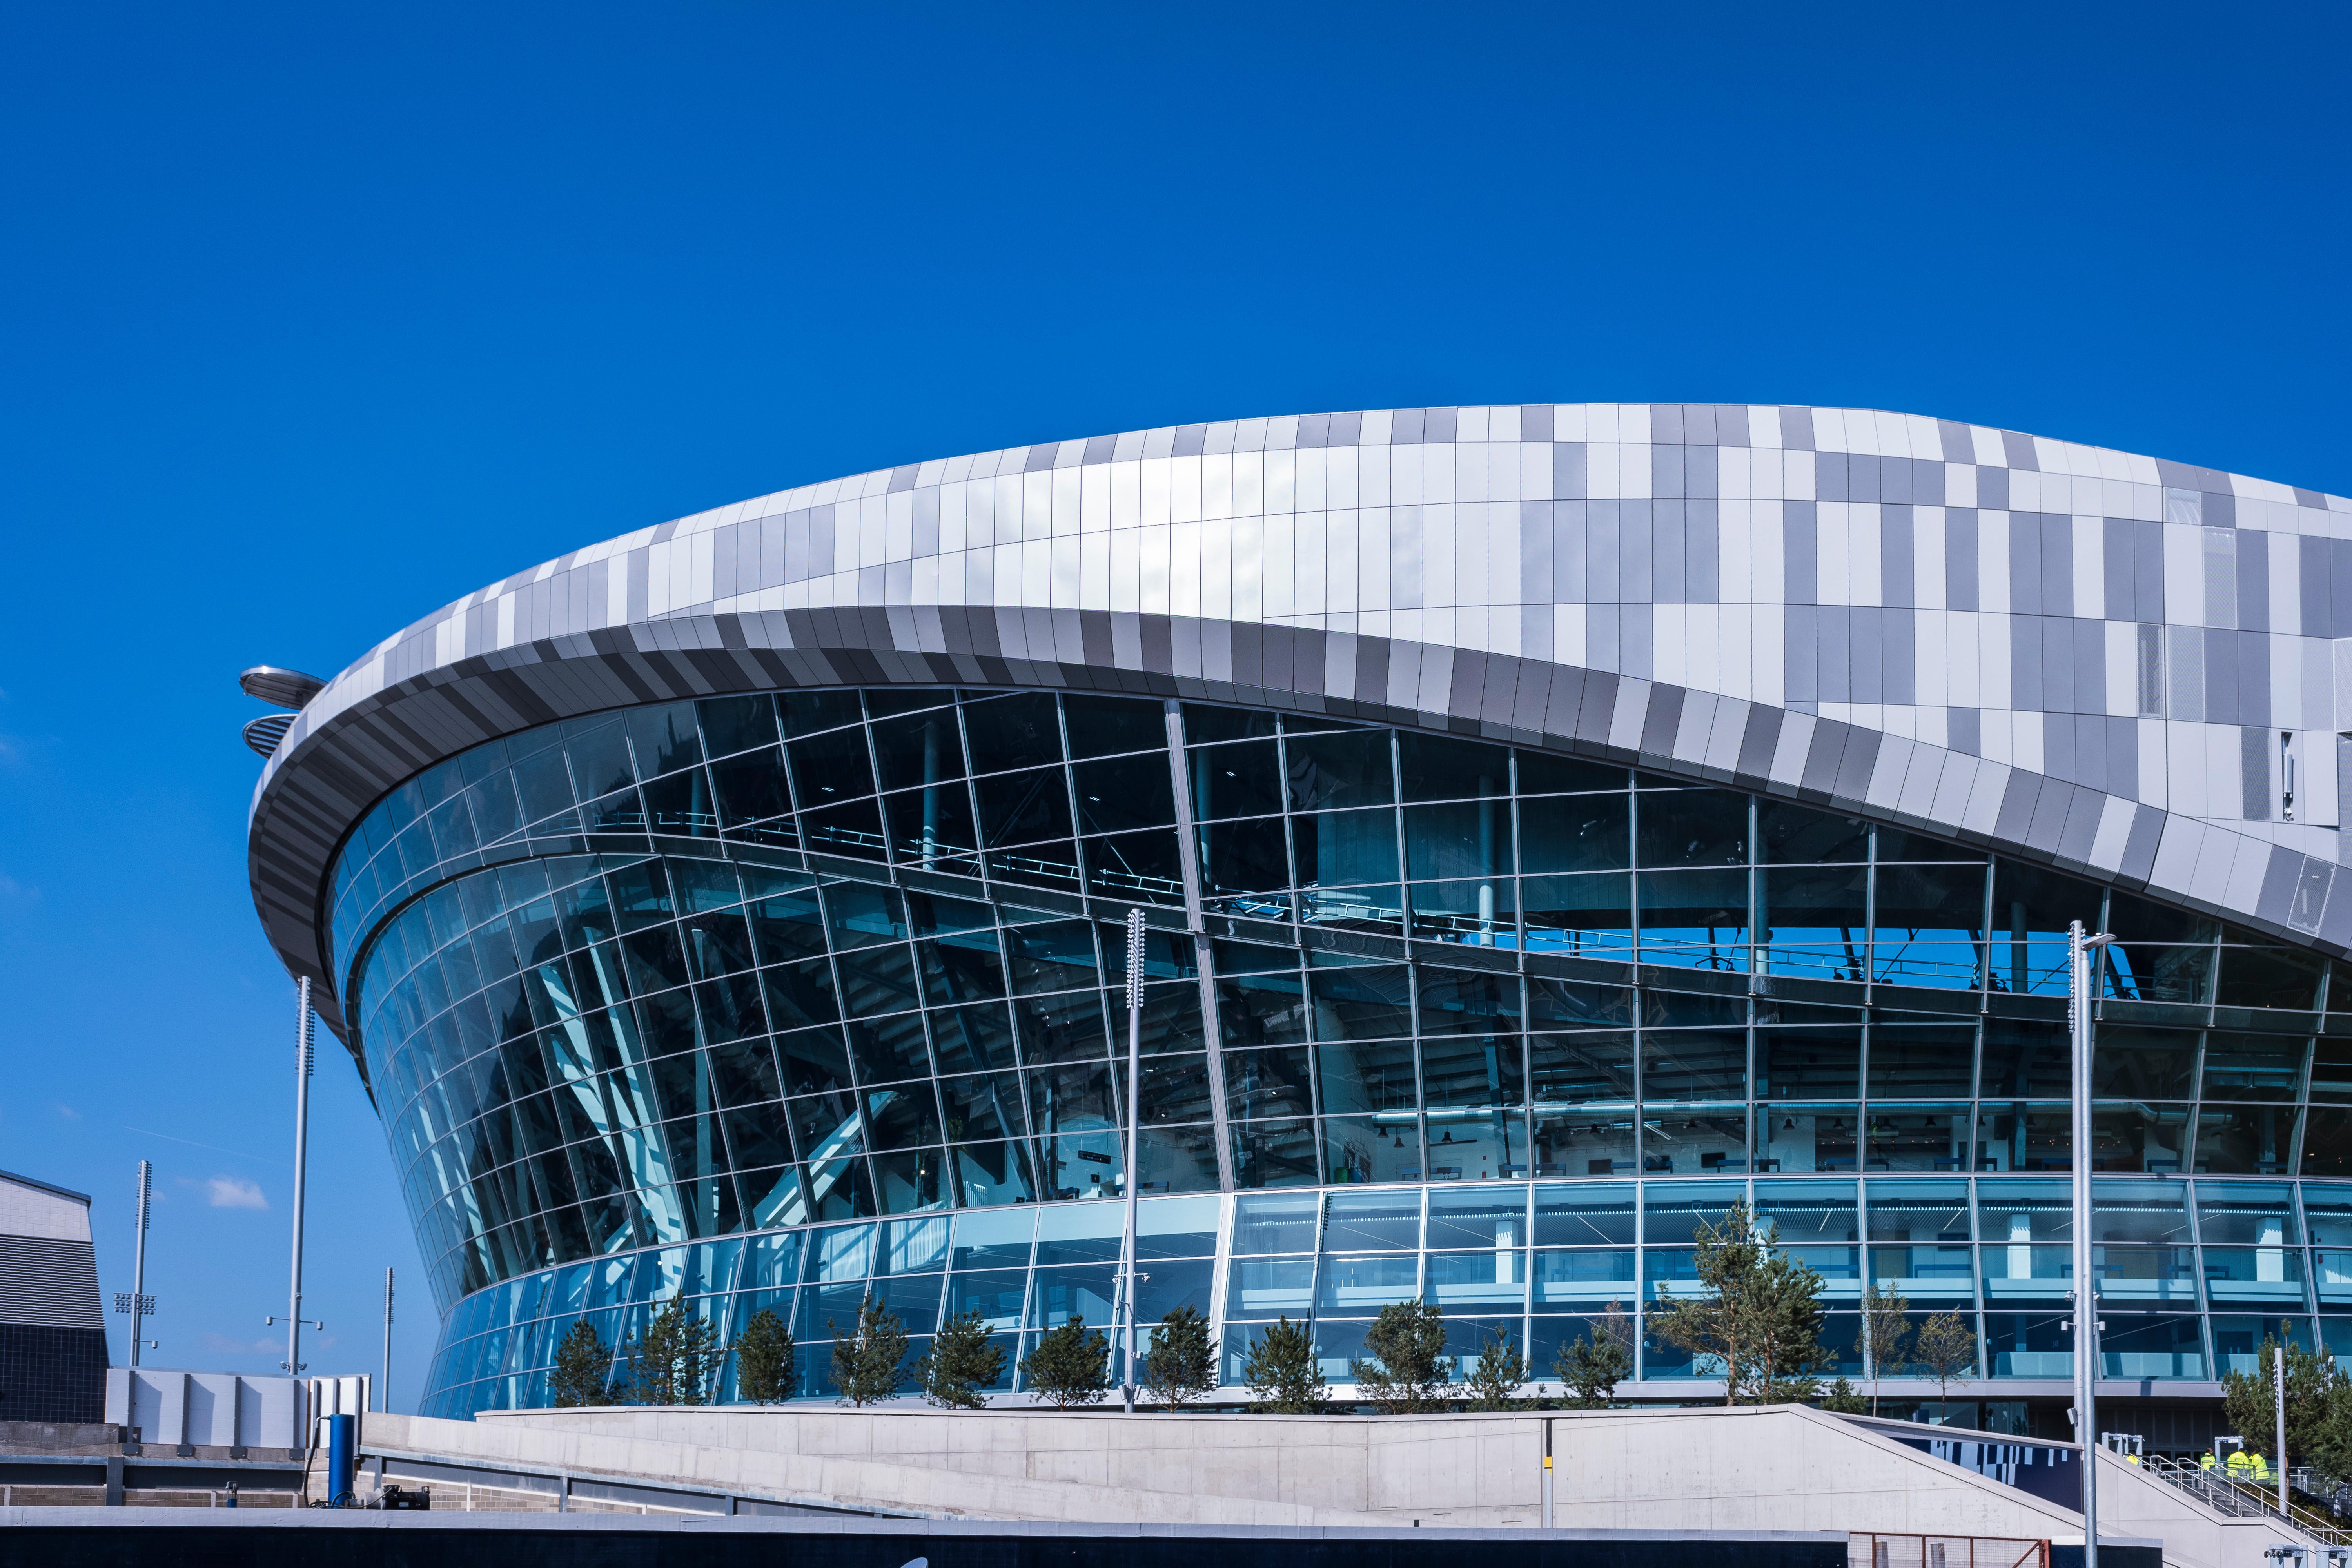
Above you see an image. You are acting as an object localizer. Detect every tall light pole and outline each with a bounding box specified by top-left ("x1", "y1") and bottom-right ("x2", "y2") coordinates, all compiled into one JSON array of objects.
[
  {"x1": 1119, "y1": 908, "x2": 1146, "y2": 1413},
  {"x1": 381, "y1": 1268, "x2": 395, "y2": 1413},
  {"x1": 2070, "y1": 920, "x2": 2116, "y2": 1568},
  {"x1": 285, "y1": 978, "x2": 315, "y2": 1378},
  {"x1": 119, "y1": 1161, "x2": 155, "y2": 1365}
]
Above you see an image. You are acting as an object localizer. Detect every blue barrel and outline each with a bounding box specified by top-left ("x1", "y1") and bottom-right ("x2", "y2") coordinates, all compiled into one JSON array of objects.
[{"x1": 326, "y1": 1412, "x2": 356, "y2": 1505}]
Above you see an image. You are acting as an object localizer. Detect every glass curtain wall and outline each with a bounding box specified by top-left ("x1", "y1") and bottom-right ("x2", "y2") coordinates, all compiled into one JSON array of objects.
[{"x1": 316, "y1": 685, "x2": 2352, "y2": 1416}]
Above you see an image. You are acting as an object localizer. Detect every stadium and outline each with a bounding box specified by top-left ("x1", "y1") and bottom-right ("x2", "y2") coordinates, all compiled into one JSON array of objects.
[{"x1": 242, "y1": 403, "x2": 2352, "y2": 1439}]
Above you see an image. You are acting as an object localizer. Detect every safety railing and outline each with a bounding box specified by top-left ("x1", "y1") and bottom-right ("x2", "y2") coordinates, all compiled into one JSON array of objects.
[
  {"x1": 2138, "y1": 1456, "x2": 2352, "y2": 1547},
  {"x1": 1849, "y1": 1534, "x2": 2047, "y2": 1568}
]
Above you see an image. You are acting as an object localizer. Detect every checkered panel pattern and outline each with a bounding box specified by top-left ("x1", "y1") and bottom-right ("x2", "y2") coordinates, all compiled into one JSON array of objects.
[{"x1": 250, "y1": 405, "x2": 2352, "y2": 1032}]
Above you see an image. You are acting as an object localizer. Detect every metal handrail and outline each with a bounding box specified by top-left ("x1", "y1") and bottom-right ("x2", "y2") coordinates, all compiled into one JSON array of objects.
[{"x1": 2139, "y1": 1456, "x2": 2352, "y2": 1545}]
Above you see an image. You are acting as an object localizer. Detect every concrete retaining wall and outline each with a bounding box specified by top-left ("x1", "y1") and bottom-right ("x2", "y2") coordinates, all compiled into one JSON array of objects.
[{"x1": 356, "y1": 1404, "x2": 2327, "y2": 1568}]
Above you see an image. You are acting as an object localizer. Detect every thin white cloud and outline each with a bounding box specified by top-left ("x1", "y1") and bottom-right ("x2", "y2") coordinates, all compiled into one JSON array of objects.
[{"x1": 206, "y1": 1176, "x2": 268, "y2": 1210}]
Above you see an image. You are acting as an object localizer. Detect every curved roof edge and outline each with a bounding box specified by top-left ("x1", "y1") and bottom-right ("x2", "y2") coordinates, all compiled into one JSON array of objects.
[{"x1": 248, "y1": 403, "x2": 2352, "y2": 1037}]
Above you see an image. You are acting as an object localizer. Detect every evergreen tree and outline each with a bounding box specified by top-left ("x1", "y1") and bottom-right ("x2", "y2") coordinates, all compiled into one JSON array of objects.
[
  {"x1": 1650, "y1": 1198, "x2": 1830, "y2": 1405},
  {"x1": 830, "y1": 1294, "x2": 911, "y2": 1406},
  {"x1": 1241, "y1": 1314, "x2": 1326, "y2": 1414},
  {"x1": 623, "y1": 1296, "x2": 724, "y2": 1406},
  {"x1": 1020, "y1": 1316, "x2": 1112, "y2": 1408},
  {"x1": 550, "y1": 1318, "x2": 615, "y2": 1408},
  {"x1": 1819, "y1": 1375, "x2": 1870, "y2": 1414},
  {"x1": 1351, "y1": 1299, "x2": 1447, "y2": 1414},
  {"x1": 1911, "y1": 1310, "x2": 1978, "y2": 1425},
  {"x1": 1142, "y1": 1305, "x2": 1217, "y2": 1408},
  {"x1": 1553, "y1": 1302, "x2": 1633, "y2": 1410},
  {"x1": 1465, "y1": 1326, "x2": 1528, "y2": 1411},
  {"x1": 733, "y1": 1307, "x2": 796, "y2": 1405},
  {"x1": 1858, "y1": 1282, "x2": 1912, "y2": 1417},
  {"x1": 2222, "y1": 1325, "x2": 2352, "y2": 1480},
  {"x1": 919, "y1": 1310, "x2": 1004, "y2": 1410}
]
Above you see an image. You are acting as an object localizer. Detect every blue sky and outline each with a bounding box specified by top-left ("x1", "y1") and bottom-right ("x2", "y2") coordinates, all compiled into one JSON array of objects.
[{"x1": 0, "y1": 2, "x2": 2344, "y2": 1410}]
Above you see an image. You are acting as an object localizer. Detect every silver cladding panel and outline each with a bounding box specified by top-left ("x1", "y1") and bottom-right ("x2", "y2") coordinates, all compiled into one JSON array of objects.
[{"x1": 249, "y1": 404, "x2": 2352, "y2": 1039}]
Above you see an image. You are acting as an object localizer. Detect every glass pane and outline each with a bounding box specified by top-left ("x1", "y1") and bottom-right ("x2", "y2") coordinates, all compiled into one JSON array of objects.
[
  {"x1": 1519, "y1": 794, "x2": 1630, "y2": 874},
  {"x1": 1231, "y1": 1191, "x2": 1320, "y2": 1255},
  {"x1": 1642, "y1": 1180, "x2": 1744, "y2": 1245},
  {"x1": 2197, "y1": 1183, "x2": 2300, "y2": 1244},
  {"x1": 1866, "y1": 1025, "x2": 1976, "y2": 1099},
  {"x1": 2195, "y1": 1107, "x2": 2298, "y2": 1175},
  {"x1": 1323, "y1": 1189, "x2": 1421, "y2": 1251},
  {"x1": 1864, "y1": 1105, "x2": 1971, "y2": 1172},
  {"x1": 1991, "y1": 862, "x2": 2102, "y2": 996},
  {"x1": 2217, "y1": 944, "x2": 2323, "y2": 1012},
  {"x1": 2202, "y1": 1034, "x2": 2306, "y2": 1103},
  {"x1": 2093, "y1": 1027, "x2": 2199, "y2": 1100}
]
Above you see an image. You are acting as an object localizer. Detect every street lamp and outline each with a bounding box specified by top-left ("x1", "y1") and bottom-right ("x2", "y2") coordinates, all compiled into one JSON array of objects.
[
  {"x1": 1118, "y1": 908, "x2": 1146, "y2": 1413},
  {"x1": 2070, "y1": 920, "x2": 2117, "y2": 1568}
]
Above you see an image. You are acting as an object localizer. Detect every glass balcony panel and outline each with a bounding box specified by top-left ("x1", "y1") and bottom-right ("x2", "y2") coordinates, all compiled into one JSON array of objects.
[
  {"x1": 1026, "y1": 1263, "x2": 1119, "y2": 1331},
  {"x1": 2203, "y1": 1246, "x2": 2309, "y2": 1308},
  {"x1": 1224, "y1": 1255, "x2": 1314, "y2": 1319},
  {"x1": 1426, "y1": 1249, "x2": 1529, "y2": 1308},
  {"x1": 1976, "y1": 1180, "x2": 2074, "y2": 1243},
  {"x1": 2212, "y1": 1315, "x2": 2314, "y2": 1377},
  {"x1": 1317, "y1": 1260, "x2": 1421, "y2": 1316},
  {"x1": 2094, "y1": 1247, "x2": 2200, "y2": 1305},
  {"x1": 1983, "y1": 1311, "x2": 2073, "y2": 1378},
  {"x1": 1532, "y1": 1247, "x2": 1637, "y2": 1308},
  {"x1": 2100, "y1": 1311, "x2": 2205, "y2": 1378},
  {"x1": 1642, "y1": 1181, "x2": 1744, "y2": 1246},
  {"x1": 1531, "y1": 1182, "x2": 1635, "y2": 1247}
]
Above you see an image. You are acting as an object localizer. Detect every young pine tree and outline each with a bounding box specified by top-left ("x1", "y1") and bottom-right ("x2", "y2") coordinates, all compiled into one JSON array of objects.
[
  {"x1": 2221, "y1": 1326, "x2": 2352, "y2": 1477},
  {"x1": 623, "y1": 1296, "x2": 724, "y2": 1406},
  {"x1": 733, "y1": 1307, "x2": 796, "y2": 1405},
  {"x1": 1142, "y1": 1305, "x2": 1217, "y2": 1408},
  {"x1": 1351, "y1": 1299, "x2": 1447, "y2": 1413},
  {"x1": 1553, "y1": 1301, "x2": 1633, "y2": 1410},
  {"x1": 1650, "y1": 1199, "x2": 1829, "y2": 1406},
  {"x1": 919, "y1": 1310, "x2": 1004, "y2": 1410},
  {"x1": 830, "y1": 1294, "x2": 911, "y2": 1406},
  {"x1": 550, "y1": 1318, "x2": 615, "y2": 1408},
  {"x1": 1020, "y1": 1316, "x2": 1111, "y2": 1408},
  {"x1": 1858, "y1": 1282, "x2": 1913, "y2": 1417},
  {"x1": 1242, "y1": 1314, "x2": 1326, "y2": 1414},
  {"x1": 1911, "y1": 1310, "x2": 1978, "y2": 1425},
  {"x1": 1465, "y1": 1326, "x2": 1529, "y2": 1411}
]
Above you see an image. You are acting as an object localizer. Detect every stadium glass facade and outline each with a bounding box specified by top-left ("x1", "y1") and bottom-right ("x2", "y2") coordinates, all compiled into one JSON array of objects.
[
  {"x1": 240, "y1": 403, "x2": 2352, "y2": 1435},
  {"x1": 327, "y1": 686, "x2": 2352, "y2": 1421}
]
